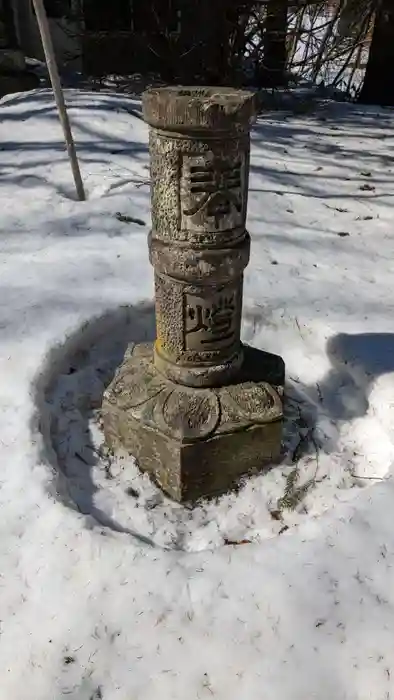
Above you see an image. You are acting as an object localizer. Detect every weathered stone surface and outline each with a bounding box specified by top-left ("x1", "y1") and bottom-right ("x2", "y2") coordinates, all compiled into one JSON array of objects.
[
  {"x1": 142, "y1": 86, "x2": 257, "y2": 133},
  {"x1": 102, "y1": 343, "x2": 284, "y2": 502},
  {"x1": 143, "y1": 86, "x2": 257, "y2": 388},
  {"x1": 102, "y1": 86, "x2": 285, "y2": 502}
]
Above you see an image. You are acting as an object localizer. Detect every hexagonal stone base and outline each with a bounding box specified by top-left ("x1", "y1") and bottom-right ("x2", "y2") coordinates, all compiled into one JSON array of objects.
[{"x1": 102, "y1": 343, "x2": 285, "y2": 502}]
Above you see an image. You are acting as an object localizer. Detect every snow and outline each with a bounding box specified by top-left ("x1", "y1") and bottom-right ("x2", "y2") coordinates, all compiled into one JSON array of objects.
[{"x1": 1, "y1": 88, "x2": 394, "y2": 699}]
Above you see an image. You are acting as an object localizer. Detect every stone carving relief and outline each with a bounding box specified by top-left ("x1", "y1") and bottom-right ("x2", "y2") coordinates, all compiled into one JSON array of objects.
[
  {"x1": 183, "y1": 287, "x2": 240, "y2": 352},
  {"x1": 105, "y1": 344, "x2": 283, "y2": 444},
  {"x1": 180, "y1": 154, "x2": 245, "y2": 233}
]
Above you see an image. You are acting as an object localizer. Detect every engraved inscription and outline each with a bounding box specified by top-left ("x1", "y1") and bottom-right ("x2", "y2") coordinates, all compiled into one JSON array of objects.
[
  {"x1": 184, "y1": 162, "x2": 242, "y2": 227},
  {"x1": 181, "y1": 154, "x2": 245, "y2": 233},
  {"x1": 184, "y1": 288, "x2": 240, "y2": 352}
]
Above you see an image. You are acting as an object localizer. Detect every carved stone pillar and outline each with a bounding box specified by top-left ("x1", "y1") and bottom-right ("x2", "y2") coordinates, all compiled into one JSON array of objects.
[
  {"x1": 144, "y1": 87, "x2": 253, "y2": 388},
  {"x1": 102, "y1": 88, "x2": 285, "y2": 503}
]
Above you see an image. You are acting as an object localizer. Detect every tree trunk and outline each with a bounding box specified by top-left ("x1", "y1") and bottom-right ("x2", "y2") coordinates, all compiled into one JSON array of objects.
[
  {"x1": 260, "y1": 0, "x2": 288, "y2": 88},
  {"x1": 359, "y1": 0, "x2": 394, "y2": 106}
]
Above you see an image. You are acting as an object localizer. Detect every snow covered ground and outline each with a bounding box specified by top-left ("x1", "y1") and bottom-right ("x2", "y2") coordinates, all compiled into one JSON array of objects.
[{"x1": 1, "y1": 88, "x2": 394, "y2": 699}]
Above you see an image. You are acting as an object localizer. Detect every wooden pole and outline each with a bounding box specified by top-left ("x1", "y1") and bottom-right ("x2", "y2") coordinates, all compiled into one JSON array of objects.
[{"x1": 31, "y1": 0, "x2": 86, "y2": 201}]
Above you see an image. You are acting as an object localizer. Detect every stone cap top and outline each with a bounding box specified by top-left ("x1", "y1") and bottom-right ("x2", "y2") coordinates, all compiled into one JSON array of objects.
[{"x1": 142, "y1": 86, "x2": 257, "y2": 132}]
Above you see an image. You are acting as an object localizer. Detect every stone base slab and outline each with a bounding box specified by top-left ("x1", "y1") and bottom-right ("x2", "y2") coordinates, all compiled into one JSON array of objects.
[{"x1": 102, "y1": 343, "x2": 285, "y2": 502}]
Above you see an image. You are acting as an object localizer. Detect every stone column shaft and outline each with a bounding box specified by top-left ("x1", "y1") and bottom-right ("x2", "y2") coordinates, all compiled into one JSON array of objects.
[{"x1": 143, "y1": 87, "x2": 256, "y2": 387}]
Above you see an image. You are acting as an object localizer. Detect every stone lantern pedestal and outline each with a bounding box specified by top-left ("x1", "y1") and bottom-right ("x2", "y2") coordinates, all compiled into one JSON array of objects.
[{"x1": 102, "y1": 87, "x2": 285, "y2": 502}]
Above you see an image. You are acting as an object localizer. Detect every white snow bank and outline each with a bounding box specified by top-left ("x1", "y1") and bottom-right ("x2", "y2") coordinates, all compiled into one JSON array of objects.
[{"x1": 1, "y1": 89, "x2": 394, "y2": 699}]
